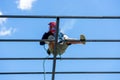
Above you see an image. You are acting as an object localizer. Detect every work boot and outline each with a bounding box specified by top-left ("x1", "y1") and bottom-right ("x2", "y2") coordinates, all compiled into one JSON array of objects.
[{"x1": 80, "y1": 35, "x2": 86, "y2": 44}]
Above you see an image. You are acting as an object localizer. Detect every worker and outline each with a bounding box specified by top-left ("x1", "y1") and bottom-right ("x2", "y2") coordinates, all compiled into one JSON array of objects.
[{"x1": 40, "y1": 22, "x2": 86, "y2": 56}]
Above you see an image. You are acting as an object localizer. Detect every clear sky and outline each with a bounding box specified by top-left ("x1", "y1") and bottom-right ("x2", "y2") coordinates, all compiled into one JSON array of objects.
[{"x1": 0, "y1": 0, "x2": 120, "y2": 80}]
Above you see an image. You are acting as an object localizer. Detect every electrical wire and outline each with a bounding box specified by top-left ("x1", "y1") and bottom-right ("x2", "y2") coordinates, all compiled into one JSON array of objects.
[
  {"x1": 43, "y1": 45, "x2": 50, "y2": 80},
  {"x1": 43, "y1": 55, "x2": 49, "y2": 80}
]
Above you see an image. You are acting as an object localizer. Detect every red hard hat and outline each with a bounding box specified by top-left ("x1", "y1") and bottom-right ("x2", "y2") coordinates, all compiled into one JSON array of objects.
[
  {"x1": 48, "y1": 22, "x2": 56, "y2": 33},
  {"x1": 48, "y1": 22, "x2": 56, "y2": 27}
]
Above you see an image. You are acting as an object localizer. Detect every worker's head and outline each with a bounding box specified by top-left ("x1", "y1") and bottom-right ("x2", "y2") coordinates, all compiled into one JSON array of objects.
[{"x1": 48, "y1": 22, "x2": 56, "y2": 34}]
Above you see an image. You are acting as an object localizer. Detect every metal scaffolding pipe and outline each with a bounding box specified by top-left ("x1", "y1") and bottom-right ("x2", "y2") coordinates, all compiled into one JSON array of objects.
[
  {"x1": 0, "y1": 72, "x2": 120, "y2": 75},
  {"x1": 0, "y1": 58, "x2": 120, "y2": 60},
  {"x1": 0, "y1": 15, "x2": 120, "y2": 19},
  {"x1": 0, "y1": 39, "x2": 120, "y2": 42}
]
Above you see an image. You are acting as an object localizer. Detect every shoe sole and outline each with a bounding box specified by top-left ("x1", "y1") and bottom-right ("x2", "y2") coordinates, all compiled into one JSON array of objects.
[{"x1": 80, "y1": 35, "x2": 86, "y2": 44}]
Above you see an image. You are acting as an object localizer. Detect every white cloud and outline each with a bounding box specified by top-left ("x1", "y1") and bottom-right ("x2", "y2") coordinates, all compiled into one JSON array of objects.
[
  {"x1": 0, "y1": 11, "x2": 16, "y2": 37},
  {"x1": 0, "y1": 12, "x2": 7, "y2": 25},
  {"x1": 0, "y1": 27, "x2": 16, "y2": 36},
  {"x1": 16, "y1": 0, "x2": 36, "y2": 10},
  {"x1": 61, "y1": 19, "x2": 77, "y2": 33}
]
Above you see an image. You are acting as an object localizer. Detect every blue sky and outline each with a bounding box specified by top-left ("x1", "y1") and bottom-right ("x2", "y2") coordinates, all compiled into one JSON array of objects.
[{"x1": 0, "y1": 0, "x2": 120, "y2": 80}]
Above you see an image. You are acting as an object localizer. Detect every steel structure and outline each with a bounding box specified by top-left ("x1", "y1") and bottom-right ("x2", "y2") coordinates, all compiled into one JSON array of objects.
[{"x1": 0, "y1": 15, "x2": 120, "y2": 80}]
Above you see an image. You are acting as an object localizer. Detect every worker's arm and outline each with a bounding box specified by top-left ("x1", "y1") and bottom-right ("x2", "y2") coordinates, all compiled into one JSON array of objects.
[
  {"x1": 40, "y1": 32, "x2": 49, "y2": 45},
  {"x1": 40, "y1": 32, "x2": 55, "y2": 45}
]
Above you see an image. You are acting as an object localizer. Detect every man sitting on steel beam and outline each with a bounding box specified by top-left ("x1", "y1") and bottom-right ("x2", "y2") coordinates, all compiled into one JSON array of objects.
[{"x1": 40, "y1": 22, "x2": 86, "y2": 56}]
